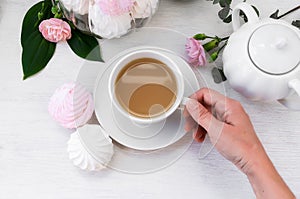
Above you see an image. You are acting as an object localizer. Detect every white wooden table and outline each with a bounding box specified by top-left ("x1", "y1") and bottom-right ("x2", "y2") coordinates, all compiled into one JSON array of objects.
[{"x1": 0, "y1": 0, "x2": 299, "y2": 198}]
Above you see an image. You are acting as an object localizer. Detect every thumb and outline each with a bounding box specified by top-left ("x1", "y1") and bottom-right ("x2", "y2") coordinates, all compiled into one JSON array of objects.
[{"x1": 186, "y1": 99, "x2": 220, "y2": 132}]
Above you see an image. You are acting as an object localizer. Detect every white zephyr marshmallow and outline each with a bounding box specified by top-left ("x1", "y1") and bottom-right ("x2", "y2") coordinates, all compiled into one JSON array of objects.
[
  {"x1": 67, "y1": 125, "x2": 114, "y2": 171},
  {"x1": 132, "y1": 0, "x2": 159, "y2": 19},
  {"x1": 88, "y1": 0, "x2": 132, "y2": 39},
  {"x1": 48, "y1": 83, "x2": 94, "y2": 129},
  {"x1": 60, "y1": 0, "x2": 90, "y2": 15}
]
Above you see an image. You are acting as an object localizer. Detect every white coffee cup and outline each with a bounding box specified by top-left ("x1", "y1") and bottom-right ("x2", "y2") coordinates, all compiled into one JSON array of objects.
[{"x1": 108, "y1": 49, "x2": 188, "y2": 125}]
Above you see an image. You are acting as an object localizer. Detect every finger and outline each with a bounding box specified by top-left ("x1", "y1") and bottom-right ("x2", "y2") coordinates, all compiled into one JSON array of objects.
[
  {"x1": 185, "y1": 97, "x2": 213, "y2": 119},
  {"x1": 191, "y1": 88, "x2": 244, "y2": 125},
  {"x1": 193, "y1": 126, "x2": 206, "y2": 142},
  {"x1": 183, "y1": 107, "x2": 190, "y2": 118},
  {"x1": 191, "y1": 88, "x2": 227, "y2": 107},
  {"x1": 186, "y1": 99, "x2": 223, "y2": 133},
  {"x1": 184, "y1": 116, "x2": 197, "y2": 132},
  {"x1": 214, "y1": 98, "x2": 247, "y2": 125}
]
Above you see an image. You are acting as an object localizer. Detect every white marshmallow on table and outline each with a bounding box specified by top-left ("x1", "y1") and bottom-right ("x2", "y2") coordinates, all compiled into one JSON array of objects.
[
  {"x1": 48, "y1": 83, "x2": 94, "y2": 129},
  {"x1": 67, "y1": 124, "x2": 114, "y2": 171}
]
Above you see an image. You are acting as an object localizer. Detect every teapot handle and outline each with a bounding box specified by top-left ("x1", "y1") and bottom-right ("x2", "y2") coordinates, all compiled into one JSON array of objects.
[
  {"x1": 278, "y1": 79, "x2": 300, "y2": 110},
  {"x1": 232, "y1": 3, "x2": 259, "y2": 31}
]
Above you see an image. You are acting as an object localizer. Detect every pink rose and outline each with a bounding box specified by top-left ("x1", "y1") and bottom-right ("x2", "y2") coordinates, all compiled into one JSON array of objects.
[
  {"x1": 97, "y1": 0, "x2": 134, "y2": 16},
  {"x1": 39, "y1": 18, "x2": 71, "y2": 43},
  {"x1": 185, "y1": 38, "x2": 207, "y2": 67}
]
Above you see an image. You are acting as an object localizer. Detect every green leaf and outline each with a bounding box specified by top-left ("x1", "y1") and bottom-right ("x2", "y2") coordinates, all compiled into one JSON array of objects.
[
  {"x1": 219, "y1": 0, "x2": 231, "y2": 8},
  {"x1": 251, "y1": 5, "x2": 260, "y2": 17},
  {"x1": 21, "y1": 0, "x2": 55, "y2": 80},
  {"x1": 67, "y1": 28, "x2": 103, "y2": 62},
  {"x1": 239, "y1": 10, "x2": 248, "y2": 22},
  {"x1": 212, "y1": 67, "x2": 227, "y2": 83},
  {"x1": 223, "y1": 14, "x2": 232, "y2": 23},
  {"x1": 218, "y1": 6, "x2": 230, "y2": 20},
  {"x1": 22, "y1": 30, "x2": 56, "y2": 80},
  {"x1": 225, "y1": 0, "x2": 232, "y2": 5},
  {"x1": 213, "y1": 0, "x2": 220, "y2": 4},
  {"x1": 292, "y1": 20, "x2": 300, "y2": 29},
  {"x1": 239, "y1": 5, "x2": 259, "y2": 23},
  {"x1": 270, "y1": 9, "x2": 279, "y2": 19},
  {"x1": 21, "y1": 0, "x2": 52, "y2": 47},
  {"x1": 219, "y1": 0, "x2": 226, "y2": 8}
]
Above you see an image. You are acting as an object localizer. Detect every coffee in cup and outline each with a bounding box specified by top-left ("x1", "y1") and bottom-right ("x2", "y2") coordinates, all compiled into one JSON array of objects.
[
  {"x1": 114, "y1": 57, "x2": 177, "y2": 118},
  {"x1": 109, "y1": 49, "x2": 185, "y2": 125}
]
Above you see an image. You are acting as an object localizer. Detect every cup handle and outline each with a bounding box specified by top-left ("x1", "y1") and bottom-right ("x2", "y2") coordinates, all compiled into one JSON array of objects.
[
  {"x1": 278, "y1": 79, "x2": 300, "y2": 110},
  {"x1": 177, "y1": 97, "x2": 191, "y2": 110},
  {"x1": 232, "y1": 3, "x2": 259, "y2": 31}
]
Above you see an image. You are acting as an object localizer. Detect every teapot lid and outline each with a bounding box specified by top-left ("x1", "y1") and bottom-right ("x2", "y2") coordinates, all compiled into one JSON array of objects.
[{"x1": 248, "y1": 24, "x2": 300, "y2": 75}]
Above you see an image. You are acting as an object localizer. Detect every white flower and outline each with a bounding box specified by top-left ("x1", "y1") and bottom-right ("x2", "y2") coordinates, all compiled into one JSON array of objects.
[
  {"x1": 132, "y1": 0, "x2": 159, "y2": 19},
  {"x1": 60, "y1": 0, "x2": 90, "y2": 15},
  {"x1": 88, "y1": 0, "x2": 132, "y2": 39}
]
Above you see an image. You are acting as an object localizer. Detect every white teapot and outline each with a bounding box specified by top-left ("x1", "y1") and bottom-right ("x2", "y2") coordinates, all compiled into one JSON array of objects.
[{"x1": 222, "y1": 3, "x2": 300, "y2": 110}]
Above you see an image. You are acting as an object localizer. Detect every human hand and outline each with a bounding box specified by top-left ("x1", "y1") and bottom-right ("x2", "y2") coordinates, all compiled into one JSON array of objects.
[
  {"x1": 184, "y1": 88, "x2": 295, "y2": 199},
  {"x1": 184, "y1": 88, "x2": 266, "y2": 172}
]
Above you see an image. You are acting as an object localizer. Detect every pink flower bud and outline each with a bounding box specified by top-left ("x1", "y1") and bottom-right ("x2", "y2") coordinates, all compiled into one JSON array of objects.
[{"x1": 185, "y1": 38, "x2": 207, "y2": 67}]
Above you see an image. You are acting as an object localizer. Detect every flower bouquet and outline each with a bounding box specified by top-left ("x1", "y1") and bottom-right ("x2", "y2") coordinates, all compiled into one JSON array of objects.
[
  {"x1": 59, "y1": 0, "x2": 159, "y2": 39},
  {"x1": 21, "y1": 0, "x2": 159, "y2": 80}
]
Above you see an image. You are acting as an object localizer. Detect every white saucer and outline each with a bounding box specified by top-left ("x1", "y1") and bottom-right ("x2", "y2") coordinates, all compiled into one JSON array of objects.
[{"x1": 94, "y1": 46, "x2": 199, "y2": 150}]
